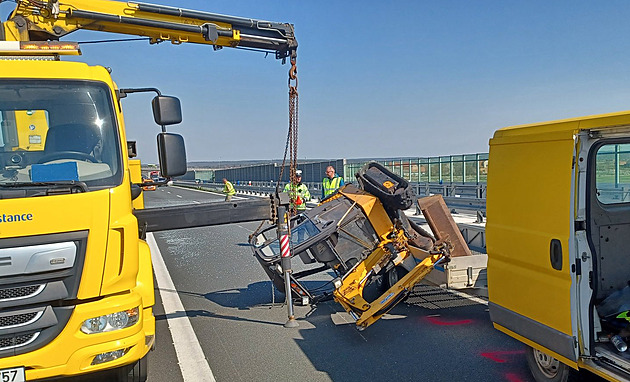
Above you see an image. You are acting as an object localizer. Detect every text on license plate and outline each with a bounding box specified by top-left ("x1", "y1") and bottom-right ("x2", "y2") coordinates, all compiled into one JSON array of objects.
[{"x1": 0, "y1": 367, "x2": 25, "y2": 382}]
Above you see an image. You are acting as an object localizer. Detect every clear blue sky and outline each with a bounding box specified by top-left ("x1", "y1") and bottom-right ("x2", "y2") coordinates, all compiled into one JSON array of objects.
[{"x1": 3, "y1": 1, "x2": 630, "y2": 163}]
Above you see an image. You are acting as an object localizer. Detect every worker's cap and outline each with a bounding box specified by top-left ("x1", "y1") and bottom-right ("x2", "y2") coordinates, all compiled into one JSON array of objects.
[{"x1": 296, "y1": 170, "x2": 302, "y2": 176}]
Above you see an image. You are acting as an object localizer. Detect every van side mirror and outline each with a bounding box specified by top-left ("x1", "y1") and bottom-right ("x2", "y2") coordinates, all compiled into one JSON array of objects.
[
  {"x1": 157, "y1": 132, "x2": 187, "y2": 177},
  {"x1": 152, "y1": 96, "x2": 182, "y2": 126}
]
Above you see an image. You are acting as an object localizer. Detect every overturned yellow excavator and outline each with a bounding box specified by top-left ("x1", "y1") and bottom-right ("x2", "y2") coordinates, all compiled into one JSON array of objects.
[{"x1": 250, "y1": 162, "x2": 473, "y2": 330}]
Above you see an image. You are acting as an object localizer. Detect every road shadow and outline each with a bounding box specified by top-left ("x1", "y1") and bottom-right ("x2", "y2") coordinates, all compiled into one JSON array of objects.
[
  {"x1": 178, "y1": 280, "x2": 333, "y2": 310},
  {"x1": 154, "y1": 308, "x2": 284, "y2": 327}
]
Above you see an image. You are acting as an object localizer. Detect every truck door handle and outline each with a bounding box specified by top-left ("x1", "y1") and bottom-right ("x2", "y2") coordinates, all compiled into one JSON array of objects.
[{"x1": 550, "y1": 239, "x2": 562, "y2": 271}]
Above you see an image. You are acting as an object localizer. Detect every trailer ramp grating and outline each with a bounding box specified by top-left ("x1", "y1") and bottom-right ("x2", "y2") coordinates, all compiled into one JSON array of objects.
[{"x1": 405, "y1": 284, "x2": 482, "y2": 309}]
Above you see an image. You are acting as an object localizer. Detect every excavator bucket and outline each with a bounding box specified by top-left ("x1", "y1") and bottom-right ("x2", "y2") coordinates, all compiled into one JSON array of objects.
[
  {"x1": 418, "y1": 195, "x2": 473, "y2": 258},
  {"x1": 250, "y1": 162, "x2": 474, "y2": 329}
]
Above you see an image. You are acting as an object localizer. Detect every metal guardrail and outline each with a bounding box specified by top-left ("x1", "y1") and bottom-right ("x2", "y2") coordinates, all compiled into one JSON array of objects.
[
  {"x1": 415, "y1": 183, "x2": 486, "y2": 199},
  {"x1": 597, "y1": 188, "x2": 630, "y2": 203},
  {"x1": 175, "y1": 180, "x2": 487, "y2": 213},
  {"x1": 176, "y1": 180, "x2": 321, "y2": 197},
  {"x1": 442, "y1": 196, "x2": 486, "y2": 212}
]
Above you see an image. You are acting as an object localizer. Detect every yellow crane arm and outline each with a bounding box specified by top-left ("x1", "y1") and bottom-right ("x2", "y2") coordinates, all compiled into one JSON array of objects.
[{"x1": 1, "y1": 0, "x2": 297, "y2": 60}]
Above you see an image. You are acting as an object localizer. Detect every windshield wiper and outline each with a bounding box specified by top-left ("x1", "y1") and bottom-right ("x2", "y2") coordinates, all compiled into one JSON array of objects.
[{"x1": 0, "y1": 181, "x2": 89, "y2": 194}]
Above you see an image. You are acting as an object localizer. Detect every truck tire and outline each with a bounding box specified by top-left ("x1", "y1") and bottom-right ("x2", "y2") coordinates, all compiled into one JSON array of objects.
[
  {"x1": 525, "y1": 346, "x2": 580, "y2": 382},
  {"x1": 115, "y1": 354, "x2": 148, "y2": 382}
]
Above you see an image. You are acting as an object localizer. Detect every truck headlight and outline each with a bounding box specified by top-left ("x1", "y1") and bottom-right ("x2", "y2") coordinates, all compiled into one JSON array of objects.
[{"x1": 81, "y1": 307, "x2": 139, "y2": 334}]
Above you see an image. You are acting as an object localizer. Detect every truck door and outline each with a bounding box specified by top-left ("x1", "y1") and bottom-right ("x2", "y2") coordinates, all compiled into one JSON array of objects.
[{"x1": 487, "y1": 126, "x2": 579, "y2": 367}]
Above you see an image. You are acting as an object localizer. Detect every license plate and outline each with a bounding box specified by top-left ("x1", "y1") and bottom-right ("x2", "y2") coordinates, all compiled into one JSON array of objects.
[{"x1": 0, "y1": 367, "x2": 25, "y2": 382}]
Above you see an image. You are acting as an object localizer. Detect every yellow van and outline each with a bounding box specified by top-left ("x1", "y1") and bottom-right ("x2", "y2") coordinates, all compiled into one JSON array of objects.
[{"x1": 487, "y1": 111, "x2": 630, "y2": 381}]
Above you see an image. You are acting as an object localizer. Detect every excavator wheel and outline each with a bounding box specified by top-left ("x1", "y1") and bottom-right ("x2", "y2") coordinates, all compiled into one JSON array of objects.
[
  {"x1": 384, "y1": 266, "x2": 408, "y2": 291},
  {"x1": 362, "y1": 265, "x2": 410, "y2": 305},
  {"x1": 362, "y1": 274, "x2": 385, "y2": 303}
]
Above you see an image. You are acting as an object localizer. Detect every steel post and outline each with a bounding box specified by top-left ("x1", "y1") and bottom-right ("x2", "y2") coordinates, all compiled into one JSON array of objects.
[{"x1": 277, "y1": 204, "x2": 298, "y2": 328}]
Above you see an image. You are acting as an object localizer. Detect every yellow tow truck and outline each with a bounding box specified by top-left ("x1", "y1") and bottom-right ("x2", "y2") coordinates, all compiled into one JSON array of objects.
[
  {"x1": 488, "y1": 111, "x2": 630, "y2": 381},
  {"x1": 0, "y1": 1, "x2": 296, "y2": 381}
]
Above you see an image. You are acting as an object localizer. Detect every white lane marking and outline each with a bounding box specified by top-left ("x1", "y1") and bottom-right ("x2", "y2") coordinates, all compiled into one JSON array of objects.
[
  {"x1": 173, "y1": 186, "x2": 218, "y2": 194},
  {"x1": 148, "y1": 233, "x2": 216, "y2": 382}
]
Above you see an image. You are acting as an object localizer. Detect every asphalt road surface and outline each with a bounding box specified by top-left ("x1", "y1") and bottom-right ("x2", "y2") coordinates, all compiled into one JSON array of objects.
[{"x1": 140, "y1": 186, "x2": 551, "y2": 382}]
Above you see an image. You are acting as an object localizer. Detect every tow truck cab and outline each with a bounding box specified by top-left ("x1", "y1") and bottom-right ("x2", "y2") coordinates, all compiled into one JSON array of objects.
[
  {"x1": 0, "y1": 50, "x2": 185, "y2": 381},
  {"x1": 487, "y1": 111, "x2": 630, "y2": 381}
]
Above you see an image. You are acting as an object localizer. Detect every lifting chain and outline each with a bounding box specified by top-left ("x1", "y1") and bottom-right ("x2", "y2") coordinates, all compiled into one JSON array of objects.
[
  {"x1": 251, "y1": 56, "x2": 299, "y2": 240},
  {"x1": 276, "y1": 56, "x2": 299, "y2": 216},
  {"x1": 287, "y1": 57, "x2": 299, "y2": 216}
]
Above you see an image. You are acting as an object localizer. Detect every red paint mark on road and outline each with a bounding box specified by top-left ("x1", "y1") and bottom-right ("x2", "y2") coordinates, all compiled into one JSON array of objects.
[
  {"x1": 480, "y1": 350, "x2": 526, "y2": 363},
  {"x1": 425, "y1": 316, "x2": 472, "y2": 326},
  {"x1": 505, "y1": 372, "x2": 525, "y2": 382}
]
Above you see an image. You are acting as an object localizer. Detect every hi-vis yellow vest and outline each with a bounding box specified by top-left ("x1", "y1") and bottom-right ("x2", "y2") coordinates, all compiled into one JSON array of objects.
[
  {"x1": 224, "y1": 181, "x2": 236, "y2": 195},
  {"x1": 322, "y1": 176, "x2": 342, "y2": 197}
]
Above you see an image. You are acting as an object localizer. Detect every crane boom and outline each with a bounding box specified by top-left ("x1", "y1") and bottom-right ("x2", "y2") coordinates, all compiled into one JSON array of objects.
[{"x1": 1, "y1": 0, "x2": 297, "y2": 60}]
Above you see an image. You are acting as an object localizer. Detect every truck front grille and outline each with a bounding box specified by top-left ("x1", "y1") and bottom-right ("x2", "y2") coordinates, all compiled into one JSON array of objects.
[
  {"x1": 0, "y1": 231, "x2": 87, "y2": 358},
  {"x1": 0, "y1": 285, "x2": 43, "y2": 301},
  {"x1": 0, "y1": 332, "x2": 39, "y2": 351},
  {"x1": 0, "y1": 312, "x2": 39, "y2": 329}
]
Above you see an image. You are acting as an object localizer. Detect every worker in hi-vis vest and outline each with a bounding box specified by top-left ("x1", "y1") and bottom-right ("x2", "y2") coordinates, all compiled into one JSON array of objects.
[
  {"x1": 283, "y1": 169, "x2": 311, "y2": 212},
  {"x1": 222, "y1": 178, "x2": 236, "y2": 201},
  {"x1": 322, "y1": 165, "x2": 344, "y2": 199}
]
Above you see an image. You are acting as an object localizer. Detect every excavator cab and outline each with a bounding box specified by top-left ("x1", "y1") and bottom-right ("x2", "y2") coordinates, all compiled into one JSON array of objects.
[{"x1": 251, "y1": 191, "x2": 382, "y2": 304}]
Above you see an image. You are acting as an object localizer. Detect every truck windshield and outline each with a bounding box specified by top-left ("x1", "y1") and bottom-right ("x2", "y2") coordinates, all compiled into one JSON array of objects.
[{"x1": 0, "y1": 80, "x2": 122, "y2": 191}]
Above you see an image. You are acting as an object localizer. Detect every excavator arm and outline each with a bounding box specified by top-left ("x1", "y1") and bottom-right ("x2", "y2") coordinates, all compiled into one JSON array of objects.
[{"x1": 1, "y1": 0, "x2": 297, "y2": 60}]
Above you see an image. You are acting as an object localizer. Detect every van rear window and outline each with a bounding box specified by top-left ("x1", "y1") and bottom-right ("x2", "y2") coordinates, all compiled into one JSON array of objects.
[{"x1": 595, "y1": 143, "x2": 630, "y2": 204}]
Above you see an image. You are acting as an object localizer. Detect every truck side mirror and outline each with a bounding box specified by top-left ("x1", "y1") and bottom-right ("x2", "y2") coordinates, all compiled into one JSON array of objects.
[
  {"x1": 152, "y1": 96, "x2": 182, "y2": 126},
  {"x1": 157, "y1": 132, "x2": 187, "y2": 177}
]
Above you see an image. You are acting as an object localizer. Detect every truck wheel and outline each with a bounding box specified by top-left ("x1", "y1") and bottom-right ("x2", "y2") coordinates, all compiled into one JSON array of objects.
[
  {"x1": 115, "y1": 354, "x2": 148, "y2": 382},
  {"x1": 525, "y1": 346, "x2": 579, "y2": 382}
]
